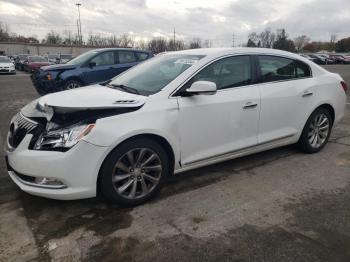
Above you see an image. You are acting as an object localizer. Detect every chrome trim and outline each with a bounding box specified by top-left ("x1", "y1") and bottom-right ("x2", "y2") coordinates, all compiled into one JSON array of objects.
[
  {"x1": 9, "y1": 170, "x2": 67, "y2": 189},
  {"x1": 183, "y1": 134, "x2": 295, "y2": 166}
]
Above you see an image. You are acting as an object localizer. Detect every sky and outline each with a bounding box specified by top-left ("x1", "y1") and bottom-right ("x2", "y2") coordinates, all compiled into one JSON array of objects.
[{"x1": 0, "y1": 0, "x2": 349, "y2": 46}]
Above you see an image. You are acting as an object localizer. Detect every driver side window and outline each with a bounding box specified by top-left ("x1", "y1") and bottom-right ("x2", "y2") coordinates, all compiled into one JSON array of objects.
[
  {"x1": 90, "y1": 52, "x2": 115, "y2": 66},
  {"x1": 191, "y1": 56, "x2": 252, "y2": 90}
]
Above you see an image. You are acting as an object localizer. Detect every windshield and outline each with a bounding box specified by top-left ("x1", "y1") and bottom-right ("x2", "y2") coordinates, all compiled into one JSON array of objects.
[
  {"x1": 66, "y1": 51, "x2": 97, "y2": 65},
  {"x1": 109, "y1": 54, "x2": 205, "y2": 95},
  {"x1": 48, "y1": 54, "x2": 58, "y2": 59},
  {"x1": 29, "y1": 56, "x2": 47, "y2": 62},
  {"x1": 0, "y1": 57, "x2": 11, "y2": 63},
  {"x1": 18, "y1": 55, "x2": 28, "y2": 60},
  {"x1": 61, "y1": 54, "x2": 72, "y2": 59}
]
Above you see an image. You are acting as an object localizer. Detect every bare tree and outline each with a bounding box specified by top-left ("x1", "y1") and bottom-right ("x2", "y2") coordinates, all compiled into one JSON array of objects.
[
  {"x1": 294, "y1": 35, "x2": 310, "y2": 52},
  {"x1": 259, "y1": 29, "x2": 276, "y2": 48},
  {"x1": 203, "y1": 39, "x2": 212, "y2": 48},
  {"x1": 188, "y1": 38, "x2": 202, "y2": 49},
  {"x1": 148, "y1": 37, "x2": 167, "y2": 54},
  {"x1": 0, "y1": 21, "x2": 10, "y2": 41},
  {"x1": 44, "y1": 30, "x2": 62, "y2": 44},
  {"x1": 247, "y1": 32, "x2": 259, "y2": 46},
  {"x1": 118, "y1": 33, "x2": 135, "y2": 48},
  {"x1": 330, "y1": 34, "x2": 337, "y2": 43}
]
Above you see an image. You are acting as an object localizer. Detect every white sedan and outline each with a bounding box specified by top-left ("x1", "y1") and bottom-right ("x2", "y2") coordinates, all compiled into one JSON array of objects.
[
  {"x1": 0, "y1": 56, "x2": 16, "y2": 74},
  {"x1": 6, "y1": 48, "x2": 347, "y2": 206}
]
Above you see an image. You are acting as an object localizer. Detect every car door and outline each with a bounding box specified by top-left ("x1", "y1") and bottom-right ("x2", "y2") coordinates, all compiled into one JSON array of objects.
[
  {"x1": 176, "y1": 55, "x2": 260, "y2": 166},
  {"x1": 256, "y1": 55, "x2": 315, "y2": 144},
  {"x1": 82, "y1": 51, "x2": 116, "y2": 84}
]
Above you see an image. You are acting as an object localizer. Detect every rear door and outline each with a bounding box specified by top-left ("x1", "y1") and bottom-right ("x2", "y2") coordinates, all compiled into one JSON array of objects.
[
  {"x1": 256, "y1": 55, "x2": 315, "y2": 143},
  {"x1": 177, "y1": 55, "x2": 260, "y2": 165}
]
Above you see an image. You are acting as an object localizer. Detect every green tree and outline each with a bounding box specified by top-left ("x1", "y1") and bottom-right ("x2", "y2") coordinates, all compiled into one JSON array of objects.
[{"x1": 273, "y1": 29, "x2": 295, "y2": 52}]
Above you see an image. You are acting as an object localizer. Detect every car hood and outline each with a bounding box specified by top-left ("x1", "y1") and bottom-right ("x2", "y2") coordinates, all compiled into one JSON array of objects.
[
  {"x1": 40, "y1": 63, "x2": 77, "y2": 71},
  {"x1": 0, "y1": 62, "x2": 14, "y2": 67},
  {"x1": 37, "y1": 84, "x2": 147, "y2": 115}
]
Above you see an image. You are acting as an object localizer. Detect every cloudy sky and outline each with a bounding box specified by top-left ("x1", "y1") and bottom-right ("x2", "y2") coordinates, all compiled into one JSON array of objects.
[{"x1": 0, "y1": 0, "x2": 349, "y2": 46}]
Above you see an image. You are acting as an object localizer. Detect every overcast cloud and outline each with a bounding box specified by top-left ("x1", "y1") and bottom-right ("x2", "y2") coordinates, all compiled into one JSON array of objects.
[{"x1": 0, "y1": 0, "x2": 349, "y2": 46}]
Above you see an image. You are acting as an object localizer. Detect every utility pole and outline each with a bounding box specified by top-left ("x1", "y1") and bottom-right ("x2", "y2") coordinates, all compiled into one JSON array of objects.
[
  {"x1": 173, "y1": 28, "x2": 176, "y2": 51},
  {"x1": 232, "y1": 33, "x2": 235, "y2": 47},
  {"x1": 76, "y1": 3, "x2": 82, "y2": 45}
]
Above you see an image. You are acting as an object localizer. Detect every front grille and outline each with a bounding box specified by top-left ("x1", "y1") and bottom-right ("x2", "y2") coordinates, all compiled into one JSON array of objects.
[{"x1": 7, "y1": 113, "x2": 38, "y2": 149}]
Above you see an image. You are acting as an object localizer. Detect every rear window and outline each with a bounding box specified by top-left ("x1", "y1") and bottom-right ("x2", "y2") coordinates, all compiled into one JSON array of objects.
[
  {"x1": 258, "y1": 55, "x2": 311, "y2": 83},
  {"x1": 136, "y1": 52, "x2": 149, "y2": 61},
  {"x1": 118, "y1": 51, "x2": 137, "y2": 64}
]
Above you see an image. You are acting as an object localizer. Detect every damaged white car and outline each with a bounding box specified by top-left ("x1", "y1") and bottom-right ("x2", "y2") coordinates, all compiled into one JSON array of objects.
[{"x1": 5, "y1": 48, "x2": 347, "y2": 206}]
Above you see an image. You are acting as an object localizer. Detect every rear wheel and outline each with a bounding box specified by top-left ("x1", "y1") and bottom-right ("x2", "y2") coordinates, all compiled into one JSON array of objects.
[
  {"x1": 298, "y1": 108, "x2": 332, "y2": 153},
  {"x1": 99, "y1": 138, "x2": 169, "y2": 206}
]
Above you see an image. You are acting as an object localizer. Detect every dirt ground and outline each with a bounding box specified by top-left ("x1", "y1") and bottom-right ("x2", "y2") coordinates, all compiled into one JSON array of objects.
[{"x1": 0, "y1": 65, "x2": 349, "y2": 262}]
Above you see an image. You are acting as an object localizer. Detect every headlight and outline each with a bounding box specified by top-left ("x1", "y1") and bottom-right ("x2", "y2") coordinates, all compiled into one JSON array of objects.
[{"x1": 34, "y1": 123, "x2": 95, "y2": 151}]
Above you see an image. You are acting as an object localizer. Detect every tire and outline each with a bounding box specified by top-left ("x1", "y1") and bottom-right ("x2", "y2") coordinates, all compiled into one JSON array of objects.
[
  {"x1": 298, "y1": 108, "x2": 333, "y2": 153},
  {"x1": 99, "y1": 138, "x2": 170, "y2": 206},
  {"x1": 64, "y1": 79, "x2": 82, "y2": 90}
]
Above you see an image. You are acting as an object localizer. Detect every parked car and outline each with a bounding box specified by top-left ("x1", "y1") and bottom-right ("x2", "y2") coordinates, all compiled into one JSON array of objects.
[
  {"x1": 316, "y1": 54, "x2": 336, "y2": 64},
  {"x1": 329, "y1": 54, "x2": 350, "y2": 64},
  {"x1": 0, "y1": 56, "x2": 16, "y2": 74},
  {"x1": 5, "y1": 48, "x2": 347, "y2": 206},
  {"x1": 46, "y1": 54, "x2": 59, "y2": 64},
  {"x1": 31, "y1": 48, "x2": 153, "y2": 95},
  {"x1": 308, "y1": 54, "x2": 327, "y2": 65},
  {"x1": 15, "y1": 54, "x2": 29, "y2": 70},
  {"x1": 300, "y1": 54, "x2": 317, "y2": 63},
  {"x1": 58, "y1": 54, "x2": 73, "y2": 64},
  {"x1": 23, "y1": 56, "x2": 51, "y2": 73}
]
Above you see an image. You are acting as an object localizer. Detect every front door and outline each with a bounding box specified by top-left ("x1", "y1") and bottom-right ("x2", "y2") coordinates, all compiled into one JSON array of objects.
[{"x1": 177, "y1": 55, "x2": 260, "y2": 166}]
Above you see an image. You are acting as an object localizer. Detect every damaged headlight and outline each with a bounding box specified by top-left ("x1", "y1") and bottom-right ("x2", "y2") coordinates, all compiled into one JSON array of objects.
[{"x1": 34, "y1": 123, "x2": 95, "y2": 151}]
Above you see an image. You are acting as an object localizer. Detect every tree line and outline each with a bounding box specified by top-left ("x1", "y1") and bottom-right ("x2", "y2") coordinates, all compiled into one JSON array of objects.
[
  {"x1": 1, "y1": 21, "x2": 350, "y2": 53},
  {"x1": 246, "y1": 28, "x2": 350, "y2": 53}
]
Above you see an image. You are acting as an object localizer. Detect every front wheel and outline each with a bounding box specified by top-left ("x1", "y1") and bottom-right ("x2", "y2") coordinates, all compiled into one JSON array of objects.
[
  {"x1": 99, "y1": 138, "x2": 170, "y2": 206},
  {"x1": 298, "y1": 108, "x2": 333, "y2": 153},
  {"x1": 64, "y1": 79, "x2": 82, "y2": 90}
]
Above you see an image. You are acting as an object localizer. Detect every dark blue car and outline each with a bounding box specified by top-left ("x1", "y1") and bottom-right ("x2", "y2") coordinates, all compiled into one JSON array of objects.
[{"x1": 31, "y1": 48, "x2": 153, "y2": 95}]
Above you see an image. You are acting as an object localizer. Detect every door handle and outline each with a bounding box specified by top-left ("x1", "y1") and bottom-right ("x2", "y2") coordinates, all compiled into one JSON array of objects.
[
  {"x1": 243, "y1": 102, "x2": 258, "y2": 109},
  {"x1": 302, "y1": 91, "x2": 313, "y2": 97}
]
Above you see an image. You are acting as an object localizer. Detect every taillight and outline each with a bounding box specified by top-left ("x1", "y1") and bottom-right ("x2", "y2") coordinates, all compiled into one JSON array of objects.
[{"x1": 341, "y1": 81, "x2": 348, "y2": 92}]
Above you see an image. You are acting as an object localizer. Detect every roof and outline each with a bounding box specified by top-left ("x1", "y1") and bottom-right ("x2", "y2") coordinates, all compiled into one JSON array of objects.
[
  {"x1": 165, "y1": 47, "x2": 303, "y2": 60},
  {"x1": 92, "y1": 48, "x2": 151, "y2": 53}
]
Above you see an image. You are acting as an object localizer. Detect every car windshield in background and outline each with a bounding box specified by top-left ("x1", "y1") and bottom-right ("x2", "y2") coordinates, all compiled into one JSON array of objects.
[
  {"x1": 48, "y1": 54, "x2": 58, "y2": 59},
  {"x1": 0, "y1": 57, "x2": 11, "y2": 63},
  {"x1": 29, "y1": 56, "x2": 47, "y2": 62},
  {"x1": 109, "y1": 54, "x2": 205, "y2": 95},
  {"x1": 66, "y1": 51, "x2": 97, "y2": 65},
  {"x1": 61, "y1": 55, "x2": 72, "y2": 59},
  {"x1": 18, "y1": 55, "x2": 28, "y2": 60}
]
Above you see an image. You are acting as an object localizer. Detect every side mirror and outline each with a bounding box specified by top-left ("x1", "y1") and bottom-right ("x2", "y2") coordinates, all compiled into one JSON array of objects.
[
  {"x1": 186, "y1": 81, "x2": 217, "y2": 95},
  {"x1": 89, "y1": 61, "x2": 96, "y2": 68}
]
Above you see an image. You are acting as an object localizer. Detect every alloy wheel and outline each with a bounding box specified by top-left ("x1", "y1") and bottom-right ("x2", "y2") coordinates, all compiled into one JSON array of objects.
[
  {"x1": 308, "y1": 113, "x2": 330, "y2": 148},
  {"x1": 112, "y1": 148, "x2": 162, "y2": 199},
  {"x1": 66, "y1": 82, "x2": 80, "y2": 89}
]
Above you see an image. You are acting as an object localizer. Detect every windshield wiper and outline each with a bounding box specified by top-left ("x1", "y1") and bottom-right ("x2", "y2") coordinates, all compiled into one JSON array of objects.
[{"x1": 108, "y1": 84, "x2": 140, "y2": 95}]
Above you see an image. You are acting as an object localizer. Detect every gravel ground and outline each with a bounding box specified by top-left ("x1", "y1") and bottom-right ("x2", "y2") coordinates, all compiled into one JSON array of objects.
[{"x1": 0, "y1": 66, "x2": 349, "y2": 262}]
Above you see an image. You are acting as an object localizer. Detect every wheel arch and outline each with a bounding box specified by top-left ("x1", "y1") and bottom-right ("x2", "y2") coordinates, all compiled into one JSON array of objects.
[
  {"x1": 96, "y1": 133, "x2": 176, "y2": 196},
  {"x1": 65, "y1": 76, "x2": 85, "y2": 86},
  {"x1": 313, "y1": 103, "x2": 335, "y2": 124},
  {"x1": 298, "y1": 102, "x2": 335, "y2": 141}
]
